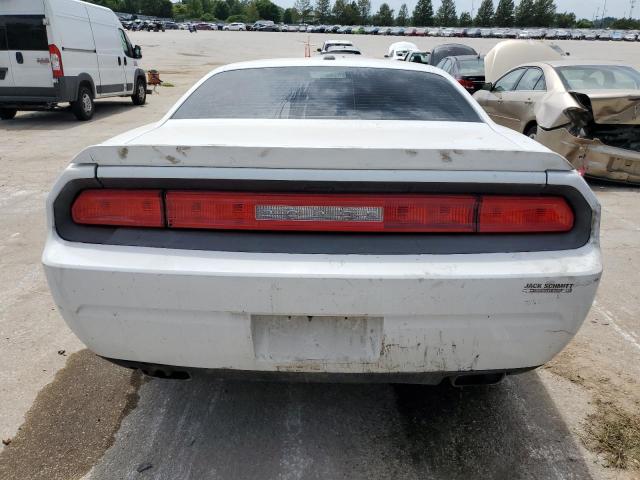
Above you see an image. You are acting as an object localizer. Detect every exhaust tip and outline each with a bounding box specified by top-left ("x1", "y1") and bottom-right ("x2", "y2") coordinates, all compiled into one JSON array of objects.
[{"x1": 450, "y1": 372, "x2": 506, "y2": 387}]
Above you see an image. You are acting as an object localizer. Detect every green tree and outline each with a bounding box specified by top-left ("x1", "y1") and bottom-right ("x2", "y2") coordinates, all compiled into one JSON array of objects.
[
  {"x1": 493, "y1": 0, "x2": 514, "y2": 26},
  {"x1": 187, "y1": 0, "x2": 204, "y2": 18},
  {"x1": 294, "y1": 0, "x2": 312, "y2": 22},
  {"x1": 254, "y1": 0, "x2": 280, "y2": 20},
  {"x1": 575, "y1": 18, "x2": 593, "y2": 28},
  {"x1": 332, "y1": 0, "x2": 347, "y2": 22},
  {"x1": 226, "y1": 13, "x2": 248, "y2": 21},
  {"x1": 459, "y1": 11, "x2": 472, "y2": 26},
  {"x1": 315, "y1": 0, "x2": 332, "y2": 23},
  {"x1": 412, "y1": 0, "x2": 434, "y2": 26},
  {"x1": 212, "y1": 0, "x2": 230, "y2": 19},
  {"x1": 173, "y1": 3, "x2": 189, "y2": 20},
  {"x1": 533, "y1": 0, "x2": 555, "y2": 27},
  {"x1": 245, "y1": 1, "x2": 260, "y2": 21},
  {"x1": 514, "y1": 0, "x2": 535, "y2": 26},
  {"x1": 554, "y1": 11, "x2": 575, "y2": 27},
  {"x1": 435, "y1": 0, "x2": 457, "y2": 26},
  {"x1": 373, "y1": 3, "x2": 394, "y2": 26},
  {"x1": 474, "y1": 0, "x2": 494, "y2": 26},
  {"x1": 357, "y1": 0, "x2": 371, "y2": 23},
  {"x1": 396, "y1": 3, "x2": 409, "y2": 26}
]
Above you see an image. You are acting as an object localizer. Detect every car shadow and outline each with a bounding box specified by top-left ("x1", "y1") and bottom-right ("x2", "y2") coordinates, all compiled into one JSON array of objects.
[
  {"x1": 89, "y1": 370, "x2": 592, "y2": 480},
  {"x1": 1, "y1": 101, "x2": 140, "y2": 131}
]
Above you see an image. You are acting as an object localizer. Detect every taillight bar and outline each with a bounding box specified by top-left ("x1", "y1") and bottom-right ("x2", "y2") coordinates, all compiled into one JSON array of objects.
[{"x1": 70, "y1": 190, "x2": 574, "y2": 234}]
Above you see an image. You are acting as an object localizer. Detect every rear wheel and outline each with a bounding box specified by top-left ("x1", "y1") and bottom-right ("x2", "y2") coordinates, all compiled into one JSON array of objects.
[
  {"x1": 0, "y1": 108, "x2": 17, "y2": 120},
  {"x1": 131, "y1": 78, "x2": 147, "y2": 106},
  {"x1": 525, "y1": 123, "x2": 538, "y2": 140},
  {"x1": 71, "y1": 86, "x2": 95, "y2": 121}
]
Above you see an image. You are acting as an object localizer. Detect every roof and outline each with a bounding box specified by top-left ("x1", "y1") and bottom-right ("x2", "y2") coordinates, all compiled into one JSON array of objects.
[{"x1": 207, "y1": 57, "x2": 446, "y2": 75}]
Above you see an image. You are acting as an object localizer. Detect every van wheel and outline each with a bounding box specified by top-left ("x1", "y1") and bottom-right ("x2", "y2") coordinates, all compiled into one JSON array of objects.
[
  {"x1": 72, "y1": 86, "x2": 95, "y2": 121},
  {"x1": 132, "y1": 78, "x2": 147, "y2": 106},
  {"x1": 0, "y1": 109, "x2": 17, "y2": 120}
]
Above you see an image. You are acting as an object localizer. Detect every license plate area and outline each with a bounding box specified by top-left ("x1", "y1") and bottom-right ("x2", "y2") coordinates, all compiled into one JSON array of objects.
[{"x1": 251, "y1": 315, "x2": 383, "y2": 363}]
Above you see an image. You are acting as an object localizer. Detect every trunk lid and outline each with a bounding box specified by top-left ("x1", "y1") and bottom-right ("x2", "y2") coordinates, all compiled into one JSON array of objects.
[
  {"x1": 81, "y1": 119, "x2": 571, "y2": 172},
  {"x1": 570, "y1": 89, "x2": 640, "y2": 125}
]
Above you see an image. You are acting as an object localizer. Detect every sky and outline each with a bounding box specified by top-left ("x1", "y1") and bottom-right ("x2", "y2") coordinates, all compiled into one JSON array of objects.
[{"x1": 172, "y1": 1, "x2": 634, "y2": 21}]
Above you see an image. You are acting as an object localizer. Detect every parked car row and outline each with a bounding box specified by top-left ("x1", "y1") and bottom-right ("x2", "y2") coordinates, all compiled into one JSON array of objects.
[{"x1": 120, "y1": 18, "x2": 640, "y2": 42}]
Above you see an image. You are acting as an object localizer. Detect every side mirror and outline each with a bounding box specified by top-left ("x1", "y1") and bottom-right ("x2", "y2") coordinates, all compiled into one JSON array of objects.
[
  {"x1": 481, "y1": 82, "x2": 493, "y2": 91},
  {"x1": 316, "y1": 48, "x2": 321, "y2": 52},
  {"x1": 134, "y1": 45, "x2": 142, "y2": 59},
  {"x1": 384, "y1": 54, "x2": 389, "y2": 58}
]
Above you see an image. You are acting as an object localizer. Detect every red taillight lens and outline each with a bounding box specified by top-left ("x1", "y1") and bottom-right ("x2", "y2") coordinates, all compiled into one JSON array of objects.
[
  {"x1": 458, "y1": 78, "x2": 475, "y2": 90},
  {"x1": 69, "y1": 190, "x2": 574, "y2": 234},
  {"x1": 478, "y1": 196, "x2": 574, "y2": 233},
  {"x1": 72, "y1": 190, "x2": 164, "y2": 227},
  {"x1": 165, "y1": 192, "x2": 477, "y2": 232},
  {"x1": 48, "y1": 44, "x2": 64, "y2": 78}
]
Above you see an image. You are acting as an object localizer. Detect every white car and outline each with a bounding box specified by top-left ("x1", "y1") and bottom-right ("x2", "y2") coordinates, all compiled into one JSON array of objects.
[
  {"x1": 317, "y1": 39, "x2": 354, "y2": 53},
  {"x1": 223, "y1": 22, "x2": 246, "y2": 31},
  {"x1": 386, "y1": 41, "x2": 418, "y2": 60},
  {"x1": 0, "y1": 0, "x2": 147, "y2": 121},
  {"x1": 43, "y1": 58, "x2": 602, "y2": 385}
]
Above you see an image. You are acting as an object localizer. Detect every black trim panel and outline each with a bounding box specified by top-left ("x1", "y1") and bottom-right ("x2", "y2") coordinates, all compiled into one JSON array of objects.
[
  {"x1": 103, "y1": 356, "x2": 538, "y2": 385},
  {"x1": 53, "y1": 178, "x2": 593, "y2": 255},
  {"x1": 96, "y1": 83, "x2": 125, "y2": 94}
]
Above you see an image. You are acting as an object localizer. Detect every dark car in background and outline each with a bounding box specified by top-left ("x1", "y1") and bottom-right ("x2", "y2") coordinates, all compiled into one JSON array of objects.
[
  {"x1": 428, "y1": 43, "x2": 478, "y2": 66},
  {"x1": 436, "y1": 55, "x2": 485, "y2": 93}
]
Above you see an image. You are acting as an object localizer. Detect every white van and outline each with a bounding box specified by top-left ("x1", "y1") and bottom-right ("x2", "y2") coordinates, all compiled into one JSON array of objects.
[{"x1": 0, "y1": 0, "x2": 147, "y2": 121}]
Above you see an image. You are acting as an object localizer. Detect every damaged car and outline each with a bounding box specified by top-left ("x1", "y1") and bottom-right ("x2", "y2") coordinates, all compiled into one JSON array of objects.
[
  {"x1": 475, "y1": 61, "x2": 640, "y2": 184},
  {"x1": 475, "y1": 41, "x2": 640, "y2": 184}
]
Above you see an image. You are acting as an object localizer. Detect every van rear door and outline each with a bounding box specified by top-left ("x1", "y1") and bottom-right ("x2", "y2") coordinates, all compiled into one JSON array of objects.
[
  {"x1": 4, "y1": 15, "x2": 53, "y2": 89},
  {"x1": 0, "y1": 22, "x2": 15, "y2": 88}
]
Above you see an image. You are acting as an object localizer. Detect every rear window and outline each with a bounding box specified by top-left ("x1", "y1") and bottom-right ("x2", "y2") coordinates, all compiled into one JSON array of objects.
[
  {"x1": 555, "y1": 65, "x2": 640, "y2": 90},
  {"x1": 458, "y1": 58, "x2": 484, "y2": 76},
  {"x1": 172, "y1": 66, "x2": 482, "y2": 122},
  {"x1": 0, "y1": 15, "x2": 48, "y2": 51}
]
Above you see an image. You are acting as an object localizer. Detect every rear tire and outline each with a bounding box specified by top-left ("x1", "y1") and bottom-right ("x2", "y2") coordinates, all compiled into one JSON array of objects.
[
  {"x1": 0, "y1": 108, "x2": 17, "y2": 120},
  {"x1": 71, "y1": 86, "x2": 95, "y2": 121},
  {"x1": 525, "y1": 123, "x2": 538, "y2": 140},
  {"x1": 131, "y1": 78, "x2": 147, "y2": 106}
]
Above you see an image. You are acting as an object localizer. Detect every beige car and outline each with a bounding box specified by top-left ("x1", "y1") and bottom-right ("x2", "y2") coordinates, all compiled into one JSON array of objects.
[{"x1": 474, "y1": 60, "x2": 640, "y2": 184}]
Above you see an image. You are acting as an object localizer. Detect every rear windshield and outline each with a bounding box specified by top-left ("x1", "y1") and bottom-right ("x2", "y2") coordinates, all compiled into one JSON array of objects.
[
  {"x1": 172, "y1": 67, "x2": 482, "y2": 122},
  {"x1": 0, "y1": 15, "x2": 48, "y2": 51},
  {"x1": 458, "y1": 58, "x2": 484, "y2": 76},
  {"x1": 556, "y1": 65, "x2": 640, "y2": 90}
]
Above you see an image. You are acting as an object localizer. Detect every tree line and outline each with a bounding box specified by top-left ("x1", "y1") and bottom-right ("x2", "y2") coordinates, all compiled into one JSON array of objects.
[{"x1": 85, "y1": 0, "x2": 640, "y2": 29}]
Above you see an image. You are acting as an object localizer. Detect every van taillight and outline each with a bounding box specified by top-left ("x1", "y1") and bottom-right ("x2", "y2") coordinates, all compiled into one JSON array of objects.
[
  {"x1": 49, "y1": 44, "x2": 64, "y2": 78},
  {"x1": 70, "y1": 190, "x2": 575, "y2": 234}
]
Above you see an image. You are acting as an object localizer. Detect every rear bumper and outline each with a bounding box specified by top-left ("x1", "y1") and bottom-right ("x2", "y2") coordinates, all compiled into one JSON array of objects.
[
  {"x1": 0, "y1": 77, "x2": 78, "y2": 108},
  {"x1": 539, "y1": 127, "x2": 640, "y2": 184},
  {"x1": 43, "y1": 233, "x2": 602, "y2": 376}
]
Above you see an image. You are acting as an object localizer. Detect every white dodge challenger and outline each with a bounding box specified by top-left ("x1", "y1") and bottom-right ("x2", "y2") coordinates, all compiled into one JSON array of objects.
[{"x1": 43, "y1": 58, "x2": 602, "y2": 385}]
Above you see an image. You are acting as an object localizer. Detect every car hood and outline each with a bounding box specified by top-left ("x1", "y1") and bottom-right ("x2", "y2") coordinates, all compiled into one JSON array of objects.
[
  {"x1": 76, "y1": 119, "x2": 571, "y2": 172},
  {"x1": 484, "y1": 40, "x2": 564, "y2": 82}
]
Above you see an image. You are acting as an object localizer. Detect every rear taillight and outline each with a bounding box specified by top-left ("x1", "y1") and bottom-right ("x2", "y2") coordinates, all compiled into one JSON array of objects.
[
  {"x1": 457, "y1": 78, "x2": 475, "y2": 90},
  {"x1": 165, "y1": 192, "x2": 476, "y2": 232},
  {"x1": 49, "y1": 44, "x2": 64, "y2": 78},
  {"x1": 70, "y1": 190, "x2": 575, "y2": 234},
  {"x1": 478, "y1": 196, "x2": 574, "y2": 233},
  {"x1": 71, "y1": 190, "x2": 164, "y2": 227}
]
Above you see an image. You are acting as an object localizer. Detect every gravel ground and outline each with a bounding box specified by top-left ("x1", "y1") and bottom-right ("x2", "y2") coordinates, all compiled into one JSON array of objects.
[{"x1": 0, "y1": 31, "x2": 638, "y2": 480}]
